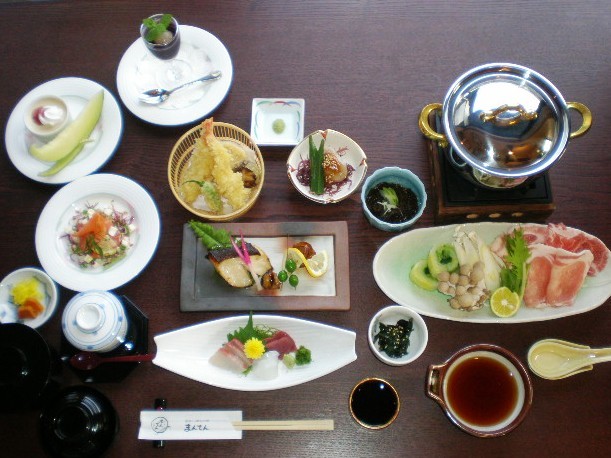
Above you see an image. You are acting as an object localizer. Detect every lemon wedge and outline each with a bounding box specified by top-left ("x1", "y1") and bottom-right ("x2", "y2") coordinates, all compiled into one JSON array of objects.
[
  {"x1": 286, "y1": 247, "x2": 329, "y2": 278},
  {"x1": 490, "y1": 286, "x2": 521, "y2": 318}
]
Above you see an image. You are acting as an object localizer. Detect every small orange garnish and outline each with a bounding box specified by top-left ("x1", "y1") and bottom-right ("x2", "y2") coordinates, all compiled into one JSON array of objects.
[{"x1": 18, "y1": 298, "x2": 45, "y2": 319}]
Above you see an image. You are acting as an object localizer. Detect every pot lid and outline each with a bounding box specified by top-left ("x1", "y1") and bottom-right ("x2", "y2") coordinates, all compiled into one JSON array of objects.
[{"x1": 442, "y1": 63, "x2": 570, "y2": 178}]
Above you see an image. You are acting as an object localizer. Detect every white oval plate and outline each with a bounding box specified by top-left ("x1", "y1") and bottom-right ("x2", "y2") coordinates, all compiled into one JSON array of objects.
[
  {"x1": 35, "y1": 174, "x2": 160, "y2": 292},
  {"x1": 373, "y1": 222, "x2": 611, "y2": 323},
  {"x1": 153, "y1": 315, "x2": 357, "y2": 391},
  {"x1": 4, "y1": 77, "x2": 123, "y2": 184},
  {"x1": 116, "y1": 25, "x2": 233, "y2": 126},
  {"x1": 286, "y1": 129, "x2": 368, "y2": 204}
]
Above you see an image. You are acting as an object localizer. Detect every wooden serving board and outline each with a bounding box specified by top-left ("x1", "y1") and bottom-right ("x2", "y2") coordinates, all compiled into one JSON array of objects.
[{"x1": 180, "y1": 221, "x2": 350, "y2": 311}]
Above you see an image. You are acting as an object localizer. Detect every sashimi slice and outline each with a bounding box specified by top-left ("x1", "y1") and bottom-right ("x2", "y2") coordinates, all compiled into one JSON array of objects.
[
  {"x1": 209, "y1": 338, "x2": 251, "y2": 372},
  {"x1": 263, "y1": 331, "x2": 298, "y2": 359}
]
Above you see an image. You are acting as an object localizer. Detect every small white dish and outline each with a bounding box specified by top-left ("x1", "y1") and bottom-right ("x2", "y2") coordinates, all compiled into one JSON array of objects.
[
  {"x1": 35, "y1": 173, "x2": 160, "y2": 292},
  {"x1": 0, "y1": 267, "x2": 59, "y2": 329},
  {"x1": 116, "y1": 25, "x2": 233, "y2": 126},
  {"x1": 154, "y1": 314, "x2": 357, "y2": 391},
  {"x1": 286, "y1": 129, "x2": 368, "y2": 204},
  {"x1": 4, "y1": 77, "x2": 123, "y2": 184},
  {"x1": 250, "y1": 98, "x2": 305, "y2": 146},
  {"x1": 62, "y1": 291, "x2": 128, "y2": 352},
  {"x1": 23, "y1": 96, "x2": 70, "y2": 141},
  {"x1": 368, "y1": 305, "x2": 428, "y2": 366}
]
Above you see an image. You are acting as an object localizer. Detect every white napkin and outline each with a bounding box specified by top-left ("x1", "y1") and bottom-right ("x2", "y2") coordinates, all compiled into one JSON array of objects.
[{"x1": 139, "y1": 410, "x2": 243, "y2": 440}]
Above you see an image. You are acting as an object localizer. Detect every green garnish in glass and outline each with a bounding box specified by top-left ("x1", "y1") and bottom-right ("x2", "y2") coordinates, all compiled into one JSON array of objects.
[{"x1": 142, "y1": 14, "x2": 173, "y2": 43}]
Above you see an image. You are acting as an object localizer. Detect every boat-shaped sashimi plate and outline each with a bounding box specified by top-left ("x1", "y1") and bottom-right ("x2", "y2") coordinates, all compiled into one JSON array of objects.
[{"x1": 153, "y1": 314, "x2": 357, "y2": 391}]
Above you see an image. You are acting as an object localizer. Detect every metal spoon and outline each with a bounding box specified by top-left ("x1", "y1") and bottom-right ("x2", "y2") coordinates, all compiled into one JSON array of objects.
[
  {"x1": 139, "y1": 70, "x2": 222, "y2": 104},
  {"x1": 69, "y1": 351, "x2": 156, "y2": 371},
  {"x1": 527, "y1": 338, "x2": 611, "y2": 380}
]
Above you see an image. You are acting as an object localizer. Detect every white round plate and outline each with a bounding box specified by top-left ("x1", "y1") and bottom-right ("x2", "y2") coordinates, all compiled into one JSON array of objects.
[
  {"x1": 35, "y1": 174, "x2": 160, "y2": 292},
  {"x1": 116, "y1": 25, "x2": 233, "y2": 126},
  {"x1": 4, "y1": 77, "x2": 123, "y2": 184}
]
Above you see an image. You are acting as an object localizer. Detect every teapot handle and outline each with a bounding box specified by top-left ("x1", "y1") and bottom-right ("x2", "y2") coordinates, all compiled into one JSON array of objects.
[
  {"x1": 419, "y1": 103, "x2": 448, "y2": 148},
  {"x1": 567, "y1": 102, "x2": 592, "y2": 139}
]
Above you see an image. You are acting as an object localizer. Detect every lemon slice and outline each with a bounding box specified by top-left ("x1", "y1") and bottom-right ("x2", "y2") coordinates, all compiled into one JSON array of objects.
[
  {"x1": 286, "y1": 247, "x2": 329, "y2": 278},
  {"x1": 303, "y1": 251, "x2": 329, "y2": 278},
  {"x1": 490, "y1": 286, "x2": 521, "y2": 318},
  {"x1": 286, "y1": 247, "x2": 307, "y2": 269}
]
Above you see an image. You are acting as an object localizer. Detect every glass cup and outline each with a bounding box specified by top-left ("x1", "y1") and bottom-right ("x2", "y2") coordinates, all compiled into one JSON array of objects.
[
  {"x1": 140, "y1": 13, "x2": 181, "y2": 60},
  {"x1": 139, "y1": 14, "x2": 192, "y2": 89}
]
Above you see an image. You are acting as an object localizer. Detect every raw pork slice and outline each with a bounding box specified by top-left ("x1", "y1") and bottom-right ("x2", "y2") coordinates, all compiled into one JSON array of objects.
[
  {"x1": 545, "y1": 223, "x2": 610, "y2": 275},
  {"x1": 263, "y1": 331, "x2": 297, "y2": 359},
  {"x1": 490, "y1": 224, "x2": 548, "y2": 259},
  {"x1": 491, "y1": 223, "x2": 610, "y2": 277},
  {"x1": 523, "y1": 244, "x2": 594, "y2": 308}
]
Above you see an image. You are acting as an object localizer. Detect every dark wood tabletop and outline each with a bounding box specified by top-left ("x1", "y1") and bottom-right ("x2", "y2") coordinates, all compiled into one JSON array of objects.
[{"x1": 0, "y1": 1, "x2": 609, "y2": 456}]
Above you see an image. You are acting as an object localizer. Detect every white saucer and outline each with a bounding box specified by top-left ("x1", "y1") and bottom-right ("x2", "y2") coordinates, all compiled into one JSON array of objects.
[
  {"x1": 4, "y1": 77, "x2": 123, "y2": 184},
  {"x1": 35, "y1": 174, "x2": 160, "y2": 292},
  {"x1": 116, "y1": 25, "x2": 233, "y2": 126}
]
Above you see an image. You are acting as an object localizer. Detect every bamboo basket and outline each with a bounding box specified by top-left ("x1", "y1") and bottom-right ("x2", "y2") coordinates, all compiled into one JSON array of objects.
[{"x1": 168, "y1": 122, "x2": 264, "y2": 221}]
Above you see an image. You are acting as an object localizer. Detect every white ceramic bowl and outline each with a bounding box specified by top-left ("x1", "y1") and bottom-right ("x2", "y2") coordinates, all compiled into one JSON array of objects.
[
  {"x1": 23, "y1": 95, "x2": 70, "y2": 141},
  {"x1": 0, "y1": 267, "x2": 59, "y2": 329},
  {"x1": 286, "y1": 129, "x2": 368, "y2": 204},
  {"x1": 368, "y1": 305, "x2": 428, "y2": 366},
  {"x1": 62, "y1": 290, "x2": 128, "y2": 352}
]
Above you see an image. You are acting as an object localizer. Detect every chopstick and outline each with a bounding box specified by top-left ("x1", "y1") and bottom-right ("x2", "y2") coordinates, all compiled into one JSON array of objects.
[{"x1": 232, "y1": 419, "x2": 334, "y2": 431}]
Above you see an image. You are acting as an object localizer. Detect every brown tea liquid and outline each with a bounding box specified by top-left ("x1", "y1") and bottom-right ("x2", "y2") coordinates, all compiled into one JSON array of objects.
[{"x1": 447, "y1": 356, "x2": 518, "y2": 427}]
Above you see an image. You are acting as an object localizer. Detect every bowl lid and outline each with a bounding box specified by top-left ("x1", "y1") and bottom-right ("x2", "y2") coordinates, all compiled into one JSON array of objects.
[
  {"x1": 40, "y1": 386, "x2": 119, "y2": 458},
  {"x1": 62, "y1": 291, "x2": 126, "y2": 351},
  {"x1": 442, "y1": 63, "x2": 570, "y2": 178},
  {"x1": 0, "y1": 323, "x2": 53, "y2": 411}
]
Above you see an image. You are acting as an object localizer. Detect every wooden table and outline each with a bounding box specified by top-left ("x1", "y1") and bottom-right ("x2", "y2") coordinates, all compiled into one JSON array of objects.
[{"x1": 0, "y1": 1, "x2": 609, "y2": 456}]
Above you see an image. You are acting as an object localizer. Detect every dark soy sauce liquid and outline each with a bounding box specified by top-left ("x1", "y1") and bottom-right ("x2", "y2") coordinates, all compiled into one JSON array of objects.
[
  {"x1": 350, "y1": 379, "x2": 399, "y2": 428},
  {"x1": 447, "y1": 356, "x2": 518, "y2": 427}
]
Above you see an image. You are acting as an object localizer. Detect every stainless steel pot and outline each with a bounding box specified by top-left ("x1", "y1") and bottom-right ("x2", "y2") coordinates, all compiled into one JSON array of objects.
[{"x1": 419, "y1": 63, "x2": 592, "y2": 189}]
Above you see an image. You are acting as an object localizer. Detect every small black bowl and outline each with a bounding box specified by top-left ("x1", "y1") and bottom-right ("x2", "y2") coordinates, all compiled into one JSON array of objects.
[
  {"x1": 0, "y1": 323, "x2": 59, "y2": 412},
  {"x1": 39, "y1": 386, "x2": 119, "y2": 458}
]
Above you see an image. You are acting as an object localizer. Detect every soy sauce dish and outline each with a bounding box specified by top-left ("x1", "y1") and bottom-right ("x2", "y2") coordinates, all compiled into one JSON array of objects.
[
  {"x1": 368, "y1": 305, "x2": 428, "y2": 366},
  {"x1": 350, "y1": 377, "x2": 400, "y2": 429}
]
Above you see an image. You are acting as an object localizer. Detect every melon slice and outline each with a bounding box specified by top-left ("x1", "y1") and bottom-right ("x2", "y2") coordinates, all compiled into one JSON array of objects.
[{"x1": 29, "y1": 90, "x2": 104, "y2": 162}]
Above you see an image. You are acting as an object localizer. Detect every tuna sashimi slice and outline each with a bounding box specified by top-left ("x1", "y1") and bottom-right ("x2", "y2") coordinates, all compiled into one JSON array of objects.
[
  {"x1": 523, "y1": 244, "x2": 594, "y2": 308},
  {"x1": 264, "y1": 331, "x2": 298, "y2": 359}
]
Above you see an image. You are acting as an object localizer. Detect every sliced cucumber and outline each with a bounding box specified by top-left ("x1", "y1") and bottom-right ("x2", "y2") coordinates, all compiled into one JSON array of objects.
[
  {"x1": 409, "y1": 259, "x2": 439, "y2": 291},
  {"x1": 428, "y1": 243, "x2": 459, "y2": 277}
]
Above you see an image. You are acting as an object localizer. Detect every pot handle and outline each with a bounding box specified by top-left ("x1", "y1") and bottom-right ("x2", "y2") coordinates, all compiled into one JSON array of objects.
[
  {"x1": 426, "y1": 364, "x2": 444, "y2": 403},
  {"x1": 567, "y1": 102, "x2": 592, "y2": 139},
  {"x1": 419, "y1": 103, "x2": 448, "y2": 148}
]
